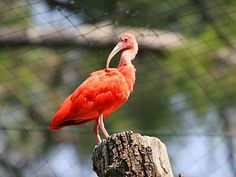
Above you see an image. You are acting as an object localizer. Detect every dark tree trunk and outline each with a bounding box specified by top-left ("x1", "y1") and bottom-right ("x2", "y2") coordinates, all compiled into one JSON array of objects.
[{"x1": 92, "y1": 131, "x2": 173, "y2": 177}]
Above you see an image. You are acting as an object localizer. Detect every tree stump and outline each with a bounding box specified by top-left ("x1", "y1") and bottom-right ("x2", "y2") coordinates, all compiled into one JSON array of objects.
[{"x1": 92, "y1": 131, "x2": 174, "y2": 177}]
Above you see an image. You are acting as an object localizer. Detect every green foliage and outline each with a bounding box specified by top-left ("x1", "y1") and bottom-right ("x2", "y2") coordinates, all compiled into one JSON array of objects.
[
  {"x1": 0, "y1": 1, "x2": 30, "y2": 27},
  {"x1": 0, "y1": 0, "x2": 236, "y2": 173}
]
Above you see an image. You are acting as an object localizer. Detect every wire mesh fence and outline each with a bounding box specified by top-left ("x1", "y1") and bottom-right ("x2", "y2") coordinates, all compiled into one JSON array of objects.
[{"x1": 0, "y1": 0, "x2": 235, "y2": 177}]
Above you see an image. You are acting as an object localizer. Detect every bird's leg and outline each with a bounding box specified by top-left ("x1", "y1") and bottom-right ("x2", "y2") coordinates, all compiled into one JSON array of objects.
[
  {"x1": 93, "y1": 120, "x2": 102, "y2": 144},
  {"x1": 98, "y1": 114, "x2": 109, "y2": 138},
  {"x1": 93, "y1": 114, "x2": 109, "y2": 143}
]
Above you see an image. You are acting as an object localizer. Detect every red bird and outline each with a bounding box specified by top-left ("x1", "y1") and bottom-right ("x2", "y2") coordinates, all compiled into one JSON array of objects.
[{"x1": 49, "y1": 33, "x2": 138, "y2": 143}]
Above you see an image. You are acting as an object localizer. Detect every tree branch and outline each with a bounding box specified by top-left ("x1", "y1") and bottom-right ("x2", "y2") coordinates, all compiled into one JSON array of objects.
[{"x1": 0, "y1": 22, "x2": 184, "y2": 50}]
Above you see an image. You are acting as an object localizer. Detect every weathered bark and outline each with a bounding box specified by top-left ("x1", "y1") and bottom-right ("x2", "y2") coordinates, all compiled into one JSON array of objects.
[{"x1": 92, "y1": 131, "x2": 173, "y2": 177}]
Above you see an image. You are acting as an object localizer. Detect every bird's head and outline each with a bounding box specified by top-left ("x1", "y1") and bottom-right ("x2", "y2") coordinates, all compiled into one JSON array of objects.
[{"x1": 106, "y1": 33, "x2": 138, "y2": 69}]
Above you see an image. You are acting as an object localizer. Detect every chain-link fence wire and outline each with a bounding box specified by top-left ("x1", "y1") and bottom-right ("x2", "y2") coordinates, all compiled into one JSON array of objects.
[{"x1": 0, "y1": 0, "x2": 235, "y2": 177}]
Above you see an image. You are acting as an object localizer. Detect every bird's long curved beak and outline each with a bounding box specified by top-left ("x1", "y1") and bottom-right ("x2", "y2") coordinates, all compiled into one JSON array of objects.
[{"x1": 106, "y1": 42, "x2": 124, "y2": 69}]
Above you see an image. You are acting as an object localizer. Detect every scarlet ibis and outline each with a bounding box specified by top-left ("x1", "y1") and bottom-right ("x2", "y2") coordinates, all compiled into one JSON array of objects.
[{"x1": 49, "y1": 33, "x2": 138, "y2": 143}]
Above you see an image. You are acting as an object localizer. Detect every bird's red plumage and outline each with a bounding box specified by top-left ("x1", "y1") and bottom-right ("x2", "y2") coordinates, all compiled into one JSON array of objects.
[
  {"x1": 49, "y1": 33, "x2": 138, "y2": 143},
  {"x1": 50, "y1": 65, "x2": 136, "y2": 131}
]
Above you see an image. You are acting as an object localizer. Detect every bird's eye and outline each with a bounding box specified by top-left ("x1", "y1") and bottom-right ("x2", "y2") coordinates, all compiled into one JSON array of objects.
[{"x1": 124, "y1": 38, "x2": 128, "y2": 42}]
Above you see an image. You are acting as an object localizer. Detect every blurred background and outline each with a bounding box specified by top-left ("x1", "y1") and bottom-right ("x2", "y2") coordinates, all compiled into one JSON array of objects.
[{"x1": 0, "y1": 0, "x2": 235, "y2": 176}]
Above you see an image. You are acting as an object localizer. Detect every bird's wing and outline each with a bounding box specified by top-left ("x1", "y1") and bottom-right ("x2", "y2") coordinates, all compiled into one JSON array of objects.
[
  {"x1": 70, "y1": 68, "x2": 130, "y2": 118},
  {"x1": 50, "y1": 68, "x2": 130, "y2": 130}
]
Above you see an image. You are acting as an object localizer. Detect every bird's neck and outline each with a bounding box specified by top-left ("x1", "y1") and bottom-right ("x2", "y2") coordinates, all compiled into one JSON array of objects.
[
  {"x1": 118, "y1": 49, "x2": 136, "y2": 93},
  {"x1": 118, "y1": 49, "x2": 136, "y2": 67}
]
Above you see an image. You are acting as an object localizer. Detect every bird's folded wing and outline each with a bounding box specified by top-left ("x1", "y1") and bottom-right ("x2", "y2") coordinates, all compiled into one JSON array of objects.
[{"x1": 70, "y1": 68, "x2": 130, "y2": 117}]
